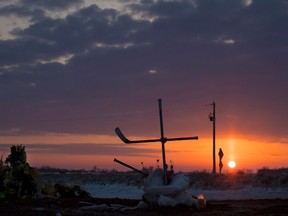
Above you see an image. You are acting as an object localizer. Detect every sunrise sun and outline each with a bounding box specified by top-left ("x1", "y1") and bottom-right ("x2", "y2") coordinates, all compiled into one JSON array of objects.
[{"x1": 228, "y1": 160, "x2": 236, "y2": 169}]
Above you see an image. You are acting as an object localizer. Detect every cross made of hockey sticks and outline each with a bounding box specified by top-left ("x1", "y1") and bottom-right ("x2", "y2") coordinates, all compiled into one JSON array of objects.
[{"x1": 115, "y1": 98, "x2": 198, "y2": 185}]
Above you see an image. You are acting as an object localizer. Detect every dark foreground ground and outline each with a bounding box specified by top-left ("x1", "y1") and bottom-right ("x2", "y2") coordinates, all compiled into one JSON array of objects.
[{"x1": 1, "y1": 197, "x2": 288, "y2": 216}]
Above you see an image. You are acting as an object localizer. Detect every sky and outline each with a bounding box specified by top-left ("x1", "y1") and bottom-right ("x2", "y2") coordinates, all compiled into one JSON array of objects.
[{"x1": 0, "y1": 0, "x2": 287, "y2": 172}]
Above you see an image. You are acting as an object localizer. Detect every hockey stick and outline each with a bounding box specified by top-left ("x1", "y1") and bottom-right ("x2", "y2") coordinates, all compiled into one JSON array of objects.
[
  {"x1": 115, "y1": 127, "x2": 132, "y2": 143},
  {"x1": 115, "y1": 127, "x2": 161, "y2": 144},
  {"x1": 115, "y1": 127, "x2": 198, "y2": 144}
]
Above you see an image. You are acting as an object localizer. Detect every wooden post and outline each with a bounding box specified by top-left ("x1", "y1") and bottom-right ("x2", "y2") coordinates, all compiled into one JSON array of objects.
[
  {"x1": 115, "y1": 99, "x2": 198, "y2": 185},
  {"x1": 158, "y1": 99, "x2": 168, "y2": 185}
]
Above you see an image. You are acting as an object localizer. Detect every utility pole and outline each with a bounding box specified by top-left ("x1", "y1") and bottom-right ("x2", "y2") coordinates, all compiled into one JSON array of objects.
[{"x1": 209, "y1": 101, "x2": 216, "y2": 174}]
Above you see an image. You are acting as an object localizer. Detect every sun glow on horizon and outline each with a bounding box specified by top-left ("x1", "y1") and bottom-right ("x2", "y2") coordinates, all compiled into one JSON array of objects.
[
  {"x1": 228, "y1": 160, "x2": 236, "y2": 169},
  {"x1": 1, "y1": 135, "x2": 287, "y2": 171}
]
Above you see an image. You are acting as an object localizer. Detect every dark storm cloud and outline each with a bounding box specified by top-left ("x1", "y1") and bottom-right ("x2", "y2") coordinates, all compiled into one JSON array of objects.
[
  {"x1": 0, "y1": 5, "x2": 149, "y2": 67},
  {"x1": 0, "y1": 0, "x2": 288, "y2": 142},
  {"x1": 0, "y1": 4, "x2": 45, "y2": 21}
]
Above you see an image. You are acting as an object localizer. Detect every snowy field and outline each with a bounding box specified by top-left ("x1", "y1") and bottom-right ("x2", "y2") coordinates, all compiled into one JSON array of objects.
[
  {"x1": 81, "y1": 184, "x2": 288, "y2": 201},
  {"x1": 37, "y1": 168, "x2": 288, "y2": 201}
]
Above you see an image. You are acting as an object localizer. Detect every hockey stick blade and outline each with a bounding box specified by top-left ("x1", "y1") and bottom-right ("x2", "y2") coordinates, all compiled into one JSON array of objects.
[{"x1": 115, "y1": 127, "x2": 131, "y2": 143}]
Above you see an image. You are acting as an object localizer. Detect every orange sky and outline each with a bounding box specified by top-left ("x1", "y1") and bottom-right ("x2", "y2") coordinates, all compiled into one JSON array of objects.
[{"x1": 1, "y1": 134, "x2": 287, "y2": 172}]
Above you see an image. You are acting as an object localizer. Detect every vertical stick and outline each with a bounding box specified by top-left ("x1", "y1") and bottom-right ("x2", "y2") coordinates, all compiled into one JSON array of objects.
[
  {"x1": 212, "y1": 101, "x2": 216, "y2": 174},
  {"x1": 158, "y1": 98, "x2": 167, "y2": 185}
]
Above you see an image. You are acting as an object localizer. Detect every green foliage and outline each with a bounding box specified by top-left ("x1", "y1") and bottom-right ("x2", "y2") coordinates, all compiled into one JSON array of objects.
[{"x1": 0, "y1": 145, "x2": 38, "y2": 199}]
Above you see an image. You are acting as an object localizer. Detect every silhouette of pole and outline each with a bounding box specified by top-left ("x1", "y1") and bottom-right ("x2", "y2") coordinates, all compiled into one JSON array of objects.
[
  {"x1": 209, "y1": 102, "x2": 216, "y2": 174},
  {"x1": 114, "y1": 158, "x2": 147, "y2": 175},
  {"x1": 158, "y1": 99, "x2": 168, "y2": 185}
]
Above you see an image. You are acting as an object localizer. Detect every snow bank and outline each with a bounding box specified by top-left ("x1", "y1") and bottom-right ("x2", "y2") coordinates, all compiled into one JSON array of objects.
[
  {"x1": 83, "y1": 184, "x2": 288, "y2": 201},
  {"x1": 83, "y1": 184, "x2": 143, "y2": 199},
  {"x1": 38, "y1": 168, "x2": 288, "y2": 203},
  {"x1": 189, "y1": 187, "x2": 288, "y2": 200}
]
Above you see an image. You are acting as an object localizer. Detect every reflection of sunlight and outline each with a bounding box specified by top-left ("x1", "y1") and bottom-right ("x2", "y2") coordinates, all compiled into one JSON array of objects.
[
  {"x1": 56, "y1": 54, "x2": 75, "y2": 64},
  {"x1": 227, "y1": 138, "x2": 236, "y2": 162},
  {"x1": 85, "y1": 0, "x2": 126, "y2": 10},
  {"x1": 242, "y1": 0, "x2": 253, "y2": 7},
  {"x1": 149, "y1": 69, "x2": 157, "y2": 74},
  {"x1": 37, "y1": 53, "x2": 74, "y2": 65},
  {"x1": 93, "y1": 42, "x2": 135, "y2": 49},
  {"x1": 0, "y1": 16, "x2": 30, "y2": 40}
]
